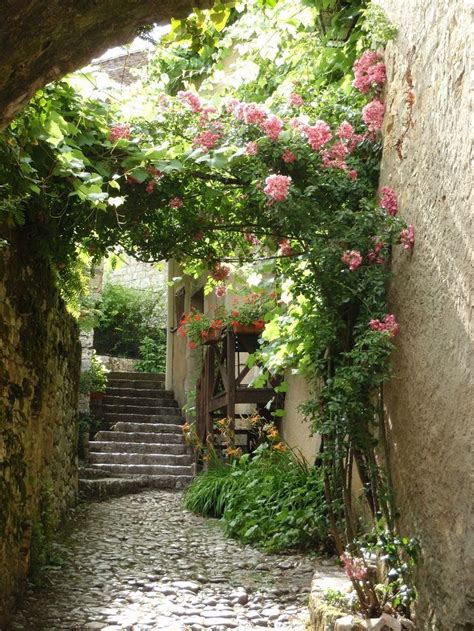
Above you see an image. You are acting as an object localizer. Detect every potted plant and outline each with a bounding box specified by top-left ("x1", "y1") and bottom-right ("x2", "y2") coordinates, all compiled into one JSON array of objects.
[
  {"x1": 227, "y1": 291, "x2": 275, "y2": 334},
  {"x1": 177, "y1": 310, "x2": 225, "y2": 349},
  {"x1": 79, "y1": 353, "x2": 108, "y2": 400}
]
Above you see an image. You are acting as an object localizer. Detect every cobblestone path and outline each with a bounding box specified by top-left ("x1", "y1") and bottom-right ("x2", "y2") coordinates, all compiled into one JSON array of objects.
[{"x1": 10, "y1": 490, "x2": 340, "y2": 631}]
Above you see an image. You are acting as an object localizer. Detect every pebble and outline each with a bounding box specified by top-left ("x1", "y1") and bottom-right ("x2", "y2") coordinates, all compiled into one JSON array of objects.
[{"x1": 12, "y1": 490, "x2": 341, "y2": 629}]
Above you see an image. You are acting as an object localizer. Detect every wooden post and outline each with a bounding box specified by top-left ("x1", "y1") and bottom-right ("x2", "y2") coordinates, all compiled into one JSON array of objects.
[{"x1": 227, "y1": 329, "x2": 236, "y2": 447}]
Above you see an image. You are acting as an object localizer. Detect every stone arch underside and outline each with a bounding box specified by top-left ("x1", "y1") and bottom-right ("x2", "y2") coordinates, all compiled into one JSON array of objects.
[{"x1": 0, "y1": 0, "x2": 212, "y2": 131}]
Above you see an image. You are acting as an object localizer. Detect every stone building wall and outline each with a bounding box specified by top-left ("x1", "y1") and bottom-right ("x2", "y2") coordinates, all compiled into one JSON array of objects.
[
  {"x1": 377, "y1": 2, "x2": 472, "y2": 629},
  {"x1": 0, "y1": 230, "x2": 81, "y2": 624},
  {"x1": 104, "y1": 255, "x2": 166, "y2": 293}
]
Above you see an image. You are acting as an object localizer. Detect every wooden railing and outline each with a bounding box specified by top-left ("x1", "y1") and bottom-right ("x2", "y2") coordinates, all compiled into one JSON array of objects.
[{"x1": 196, "y1": 328, "x2": 283, "y2": 450}]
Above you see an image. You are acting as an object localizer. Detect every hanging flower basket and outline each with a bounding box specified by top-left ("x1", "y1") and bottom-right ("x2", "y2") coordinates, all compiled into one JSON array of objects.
[{"x1": 232, "y1": 320, "x2": 265, "y2": 335}]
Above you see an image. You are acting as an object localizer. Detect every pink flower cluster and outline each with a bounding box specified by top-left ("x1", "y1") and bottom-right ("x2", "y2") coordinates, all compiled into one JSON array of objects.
[
  {"x1": 282, "y1": 149, "x2": 296, "y2": 164},
  {"x1": 215, "y1": 284, "x2": 227, "y2": 297},
  {"x1": 177, "y1": 90, "x2": 202, "y2": 113},
  {"x1": 353, "y1": 51, "x2": 386, "y2": 94},
  {"x1": 400, "y1": 224, "x2": 415, "y2": 251},
  {"x1": 341, "y1": 553, "x2": 368, "y2": 581},
  {"x1": 229, "y1": 100, "x2": 284, "y2": 142},
  {"x1": 362, "y1": 99, "x2": 385, "y2": 132},
  {"x1": 289, "y1": 93, "x2": 304, "y2": 107},
  {"x1": 232, "y1": 101, "x2": 267, "y2": 125},
  {"x1": 369, "y1": 314, "x2": 400, "y2": 337},
  {"x1": 263, "y1": 174, "x2": 292, "y2": 202},
  {"x1": 192, "y1": 130, "x2": 221, "y2": 153},
  {"x1": 244, "y1": 232, "x2": 261, "y2": 245},
  {"x1": 367, "y1": 237, "x2": 385, "y2": 264},
  {"x1": 302, "y1": 120, "x2": 332, "y2": 150},
  {"x1": 380, "y1": 186, "x2": 398, "y2": 216},
  {"x1": 278, "y1": 238, "x2": 293, "y2": 256},
  {"x1": 262, "y1": 115, "x2": 284, "y2": 142},
  {"x1": 246, "y1": 141, "x2": 259, "y2": 156},
  {"x1": 109, "y1": 123, "x2": 131, "y2": 142},
  {"x1": 169, "y1": 197, "x2": 184, "y2": 209},
  {"x1": 337, "y1": 120, "x2": 354, "y2": 140},
  {"x1": 211, "y1": 264, "x2": 231, "y2": 281},
  {"x1": 321, "y1": 141, "x2": 348, "y2": 169},
  {"x1": 341, "y1": 249, "x2": 362, "y2": 271}
]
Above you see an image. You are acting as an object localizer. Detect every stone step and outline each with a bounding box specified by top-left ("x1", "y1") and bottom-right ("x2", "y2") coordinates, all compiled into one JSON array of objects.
[
  {"x1": 103, "y1": 413, "x2": 183, "y2": 424},
  {"x1": 107, "y1": 379, "x2": 165, "y2": 390},
  {"x1": 95, "y1": 431, "x2": 183, "y2": 444},
  {"x1": 79, "y1": 477, "x2": 152, "y2": 500},
  {"x1": 107, "y1": 371, "x2": 165, "y2": 381},
  {"x1": 89, "y1": 441, "x2": 188, "y2": 455},
  {"x1": 102, "y1": 404, "x2": 181, "y2": 416},
  {"x1": 110, "y1": 421, "x2": 183, "y2": 434},
  {"x1": 103, "y1": 396, "x2": 178, "y2": 407},
  {"x1": 105, "y1": 387, "x2": 174, "y2": 398},
  {"x1": 90, "y1": 463, "x2": 194, "y2": 476},
  {"x1": 89, "y1": 452, "x2": 193, "y2": 466}
]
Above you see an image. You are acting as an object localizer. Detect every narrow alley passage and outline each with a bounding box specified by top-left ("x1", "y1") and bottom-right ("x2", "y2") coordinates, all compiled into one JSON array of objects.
[{"x1": 10, "y1": 491, "x2": 341, "y2": 630}]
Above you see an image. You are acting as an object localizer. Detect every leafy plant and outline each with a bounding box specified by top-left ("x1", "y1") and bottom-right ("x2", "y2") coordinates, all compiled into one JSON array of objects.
[
  {"x1": 94, "y1": 283, "x2": 166, "y2": 358},
  {"x1": 79, "y1": 353, "x2": 108, "y2": 394},
  {"x1": 185, "y1": 442, "x2": 331, "y2": 552},
  {"x1": 184, "y1": 460, "x2": 237, "y2": 517},
  {"x1": 135, "y1": 334, "x2": 167, "y2": 373}
]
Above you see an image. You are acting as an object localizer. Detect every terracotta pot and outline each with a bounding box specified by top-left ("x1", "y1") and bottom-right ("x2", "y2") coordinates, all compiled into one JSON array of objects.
[
  {"x1": 202, "y1": 328, "x2": 222, "y2": 344},
  {"x1": 232, "y1": 323, "x2": 265, "y2": 335},
  {"x1": 89, "y1": 391, "x2": 105, "y2": 401}
]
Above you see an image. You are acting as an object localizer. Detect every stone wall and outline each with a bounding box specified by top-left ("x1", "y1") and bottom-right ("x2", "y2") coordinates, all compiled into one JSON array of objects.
[
  {"x1": 0, "y1": 229, "x2": 81, "y2": 624},
  {"x1": 104, "y1": 255, "x2": 166, "y2": 293},
  {"x1": 377, "y1": 2, "x2": 472, "y2": 629}
]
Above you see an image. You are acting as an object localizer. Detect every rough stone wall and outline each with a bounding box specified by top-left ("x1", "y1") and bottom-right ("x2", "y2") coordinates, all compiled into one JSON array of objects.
[
  {"x1": 104, "y1": 255, "x2": 166, "y2": 293},
  {"x1": 0, "y1": 230, "x2": 81, "y2": 623},
  {"x1": 377, "y1": 2, "x2": 472, "y2": 629}
]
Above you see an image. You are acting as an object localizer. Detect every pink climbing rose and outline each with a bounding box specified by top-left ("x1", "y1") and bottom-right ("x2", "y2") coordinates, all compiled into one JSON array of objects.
[
  {"x1": 192, "y1": 130, "x2": 221, "y2": 153},
  {"x1": 337, "y1": 121, "x2": 354, "y2": 140},
  {"x1": 348, "y1": 169, "x2": 358, "y2": 181},
  {"x1": 362, "y1": 99, "x2": 385, "y2": 132},
  {"x1": 341, "y1": 250, "x2": 362, "y2": 272},
  {"x1": 262, "y1": 114, "x2": 283, "y2": 142},
  {"x1": 289, "y1": 93, "x2": 304, "y2": 107},
  {"x1": 400, "y1": 225, "x2": 415, "y2": 251},
  {"x1": 369, "y1": 314, "x2": 400, "y2": 337},
  {"x1": 215, "y1": 284, "x2": 227, "y2": 298},
  {"x1": 341, "y1": 552, "x2": 368, "y2": 581},
  {"x1": 169, "y1": 197, "x2": 184, "y2": 209},
  {"x1": 353, "y1": 51, "x2": 386, "y2": 94},
  {"x1": 282, "y1": 149, "x2": 296, "y2": 164},
  {"x1": 278, "y1": 239, "x2": 293, "y2": 256},
  {"x1": 380, "y1": 186, "x2": 398, "y2": 216},
  {"x1": 368, "y1": 237, "x2": 385, "y2": 264},
  {"x1": 177, "y1": 90, "x2": 202, "y2": 113},
  {"x1": 109, "y1": 123, "x2": 131, "y2": 142},
  {"x1": 244, "y1": 232, "x2": 261, "y2": 245},
  {"x1": 303, "y1": 120, "x2": 332, "y2": 150},
  {"x1": 263, "y1": 174, "x2": 292, "y2": 202},
  {"x1": 211, "y1": 264, "x2": 231, "y2": 281},
  {"x1": 246, "y1": 141, "x2": 259, "y2": 156}
]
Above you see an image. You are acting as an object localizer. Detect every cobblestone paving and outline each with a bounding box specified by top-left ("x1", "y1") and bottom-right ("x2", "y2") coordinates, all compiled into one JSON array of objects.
[{"x1": 11, "y1": 490, "x2": 339, "y2": 631}]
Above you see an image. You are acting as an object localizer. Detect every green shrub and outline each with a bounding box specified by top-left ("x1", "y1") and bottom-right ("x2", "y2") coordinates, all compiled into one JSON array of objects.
[
  {"x1": 223, "y1": 444, "x2": 329, "y2": 552},
  {"x1": 184, "y1": 462, "x2": 236, "y2": 518},
  {"x1": 79, "y1": 353, "x2": 108, "y2": 394},
  {"x1": 184, "y1": 443, "x2": 330, "y2": 552},
  {"x1": 94, "y1": 283, "x2": 166, "y2": 359},
  {"x1": 135, "y1": 334, "x2": 167, "y2": 373}
]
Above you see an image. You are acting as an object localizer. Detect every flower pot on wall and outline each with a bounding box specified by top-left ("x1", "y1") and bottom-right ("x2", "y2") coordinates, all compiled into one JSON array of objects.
[{"x1": 89, "y1": 391, "x2": 105, "y2": 401}]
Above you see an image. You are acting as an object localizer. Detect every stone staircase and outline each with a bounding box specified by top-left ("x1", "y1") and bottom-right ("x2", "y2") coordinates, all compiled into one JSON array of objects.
[{"x1": 80, "y1": 372, "x2": 194, "y2": 499}]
